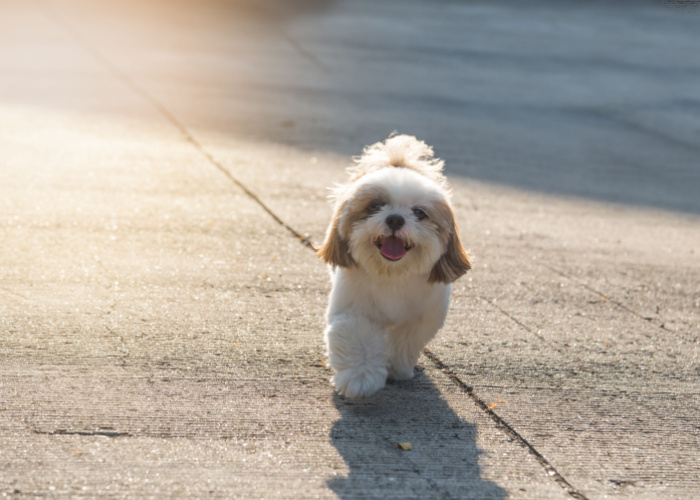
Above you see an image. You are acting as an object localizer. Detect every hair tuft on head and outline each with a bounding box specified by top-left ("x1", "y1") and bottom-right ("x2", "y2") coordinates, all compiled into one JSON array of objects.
[{"x1": 347, "y1": 134, "x2": 447, "y2": 188}]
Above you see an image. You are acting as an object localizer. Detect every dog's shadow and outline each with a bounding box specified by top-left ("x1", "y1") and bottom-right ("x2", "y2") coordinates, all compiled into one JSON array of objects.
[{"x1": 327, "y1": 367, "x2": 507, "y2": 499}]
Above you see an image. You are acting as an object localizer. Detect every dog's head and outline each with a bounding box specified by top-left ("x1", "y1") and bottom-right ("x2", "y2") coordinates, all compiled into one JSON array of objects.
[{"x1": 317, "y1": 135, "x2": 471, "y2": 283}]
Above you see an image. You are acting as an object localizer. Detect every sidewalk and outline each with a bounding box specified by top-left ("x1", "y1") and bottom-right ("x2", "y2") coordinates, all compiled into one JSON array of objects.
[{"x1": 1, "y1": 1, "x2": 699, "y2": 498}]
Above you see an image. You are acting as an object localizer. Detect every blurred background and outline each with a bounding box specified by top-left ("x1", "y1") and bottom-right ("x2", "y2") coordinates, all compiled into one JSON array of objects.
[{"x1": 2, "y1": 0, "x2": 699, "y2": 214}]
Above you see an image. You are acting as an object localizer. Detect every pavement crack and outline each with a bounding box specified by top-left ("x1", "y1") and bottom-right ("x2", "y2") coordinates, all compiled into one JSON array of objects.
[
  {"x1": 105, "y1": 323, "x2": 129, "y2": 367},
  {"x1": 423, "y1": 349, "x2": 589, "y2": 500},
  {"x1": 240, "y1": 1, "x2": 329, "y2": 73},
  {"x1": 544, "y1": 263, "x2": 673, "y2": 333},
  {"x1": 38, "y1": 0, "x2": 313, "y2": 250},
  {"x1": 33, "y1": 429, "x2": 131, "y2": 438},
  {"x1": 0, "y1": 286, "x2": 30, "y2": 301},
  {"x1": 478, "y1": 295, "x2": 545, "y2": 341},
  {"x1": 101, "y1": 298, "x2": 130, "y2": 367},
  {"x1": 280, "y1": 31, "x2": 330, "y2": 73}
]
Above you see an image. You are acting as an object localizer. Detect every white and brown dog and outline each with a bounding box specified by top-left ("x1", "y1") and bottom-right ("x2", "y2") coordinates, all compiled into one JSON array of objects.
[{"x1": 317, "y1": 135, "x2": 471, "y2": 398}]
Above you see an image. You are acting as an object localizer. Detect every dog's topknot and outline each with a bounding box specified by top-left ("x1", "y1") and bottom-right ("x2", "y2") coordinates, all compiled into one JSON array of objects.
[{"x1": 347, "y1": 134, "x2": 447, "y2": 188}]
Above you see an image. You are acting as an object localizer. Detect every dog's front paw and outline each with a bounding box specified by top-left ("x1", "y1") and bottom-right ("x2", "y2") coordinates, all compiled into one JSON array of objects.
[
  {"x1": 388, "y1": 364, "x2": 415, "y2": 381},
  {"x1": 332, "y1": 365, "x2": 388, "y2": 399}
]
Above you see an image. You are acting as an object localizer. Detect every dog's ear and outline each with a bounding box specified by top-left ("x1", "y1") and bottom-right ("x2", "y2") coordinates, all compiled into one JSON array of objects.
[
  {"x1": 428, "y1": 234, "x2": 471, "y2": 283},
  {"x1": 316, "y1": 201, "x2": 356, "y2": 268},
  {"x1": 428, "y1": 205, "x2": 471, "y2": 284}
]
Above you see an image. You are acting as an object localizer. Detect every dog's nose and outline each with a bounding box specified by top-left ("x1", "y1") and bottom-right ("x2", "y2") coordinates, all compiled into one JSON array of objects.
[{"x1": 385, "y1": 214, "x2": 405, "y2": 231}]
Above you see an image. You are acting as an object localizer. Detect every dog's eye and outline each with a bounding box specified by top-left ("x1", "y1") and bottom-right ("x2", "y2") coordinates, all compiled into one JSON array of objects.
[
  {"x1": 367, "y1": 201, "x2": 385, "y2": 214},
  {"x1": 412, "y1": 207, "x2": 428, "y2": 221}
]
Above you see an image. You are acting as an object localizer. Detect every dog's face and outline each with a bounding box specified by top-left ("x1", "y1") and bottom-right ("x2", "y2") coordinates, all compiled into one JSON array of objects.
[{"x1": 318, "y1": 167, "x2": 471, "y2": 283}]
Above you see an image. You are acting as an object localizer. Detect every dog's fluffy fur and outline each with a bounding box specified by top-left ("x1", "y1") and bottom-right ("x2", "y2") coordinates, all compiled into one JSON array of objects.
[{"x1": 317, "y1": 135, "x2": 471, "y2": 398}]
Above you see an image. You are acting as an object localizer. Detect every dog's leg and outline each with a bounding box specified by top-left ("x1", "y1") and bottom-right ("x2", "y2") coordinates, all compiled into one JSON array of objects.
[
  {"x1": 386, "y1": 300, "x2": 449, "y2": 380},
  {"x1": 325, "y1": 314, "x2": 388, "y2": 398}
]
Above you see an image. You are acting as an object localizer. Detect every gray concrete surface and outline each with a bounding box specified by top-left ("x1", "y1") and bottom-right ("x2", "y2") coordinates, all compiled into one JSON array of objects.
[{"x1": 1, "y1": 0, "x2": 699, "y2": 498}]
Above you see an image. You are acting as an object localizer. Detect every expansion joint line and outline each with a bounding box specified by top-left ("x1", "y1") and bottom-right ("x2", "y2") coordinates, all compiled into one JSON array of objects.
[
  {"x1": 478, "y1": 295, "x2": 546, "y2": 341},
  {"x1": 543, "y1": 263, "x2": 672, "y2": 332},
  {"x1": 423, "y1": 349, "x2": 589, "y2": 500},
  {"x1": 41, "y1": 3, "x2": 586, "y2": 498},
  {"x1": 38, "y1": 0, "x2": 313, "y2": 250}
]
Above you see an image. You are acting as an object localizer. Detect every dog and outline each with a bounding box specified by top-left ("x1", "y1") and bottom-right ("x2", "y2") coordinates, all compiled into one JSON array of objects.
[{"x1": 317, "y1": 135, "x2": 471, "y2": 398}]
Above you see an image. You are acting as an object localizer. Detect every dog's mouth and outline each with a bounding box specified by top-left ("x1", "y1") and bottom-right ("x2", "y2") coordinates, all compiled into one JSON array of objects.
[{"x1": 373, "y1": 235, "x2": 414, "y2": 261}]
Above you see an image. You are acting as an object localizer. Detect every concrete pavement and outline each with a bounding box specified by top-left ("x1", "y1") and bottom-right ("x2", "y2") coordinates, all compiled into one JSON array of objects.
[{"x1": 1, "y1": 0, "x2": 699, "y2": 498}]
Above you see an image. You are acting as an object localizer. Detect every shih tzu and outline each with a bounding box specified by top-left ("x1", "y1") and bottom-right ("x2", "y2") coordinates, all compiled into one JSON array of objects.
[{"x1": 317, "y1": 135, "x2": 471, "y2": 398}]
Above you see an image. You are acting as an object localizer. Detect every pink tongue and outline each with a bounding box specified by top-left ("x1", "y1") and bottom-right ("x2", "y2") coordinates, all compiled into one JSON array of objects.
[{"x1": 380, "y1": 235, "x2": 407, "y2": 260}]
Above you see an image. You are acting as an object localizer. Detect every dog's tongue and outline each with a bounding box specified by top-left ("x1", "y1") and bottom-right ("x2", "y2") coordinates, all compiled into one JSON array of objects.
[{"x1": 380, "y1": 235, "x2": 407, "y2": 260}]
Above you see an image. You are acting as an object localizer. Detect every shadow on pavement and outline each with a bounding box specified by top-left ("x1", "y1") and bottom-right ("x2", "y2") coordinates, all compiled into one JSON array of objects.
[
  {"x1": 327, "y1": 368, "x2": 507, "y2": 499},
  {"x1": 259, "y1": 0, "x2": 700, "y2": 216},
  {"x1": 210, "y1": 0, "x2": 700, "y2": 217}
]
